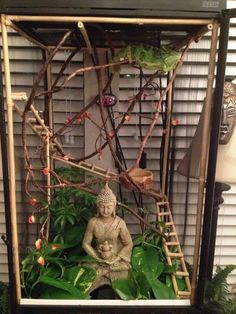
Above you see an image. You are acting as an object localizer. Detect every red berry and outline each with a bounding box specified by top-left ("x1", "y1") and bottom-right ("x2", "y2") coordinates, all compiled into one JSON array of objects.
[
  {"x1": 42, "y1": 168, "x2": 49, "y2": 176},
  {"x1": 172, "y1": 119, "x2": 179, "y2": 126},
  {"x1": 28, "y1": 215, "x2": 35, "y2": 224},
  {"x1": 125, "y1": 115, "x2": 131, "y2": 122},
  {"x1": 29, "y1": 198, "x2": 37, "y2": 206}
]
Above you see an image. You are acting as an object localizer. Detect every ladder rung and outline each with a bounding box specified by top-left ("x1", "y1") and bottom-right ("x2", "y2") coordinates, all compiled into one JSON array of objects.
[
  {"x1": 158, "y1": 211, "x2": 171, "y2": 216},
  {"x1": 176, "y1": 271, "x2": 189, "y2": 277},
  {"x1": 156, "y1": 201, "x2": 169, "y2": 205},
  {"x1": 165, "y1": 222, "x2": 173, "y2": 226},
  {"x1": 165, "y1": 232, "x2": 176, "y2": 236},
  {"x1": 178, "y1": 291, "x2": 191, "y2": 296},
  {"x1": 168, "y1": 252, "x2": 183, "y2": 258},
  {"x1": 165, "y1": 242, "x2": 179, "y2": 246},
  {"x1": 28, "y1": 118, "x2": 37, "y2": 123},
  {"x1": 34, "y1": 125, "x2": 44, "y2": 130},
  {"x1": 12, "y1": 92, "x2": 28, "y2": 100}
]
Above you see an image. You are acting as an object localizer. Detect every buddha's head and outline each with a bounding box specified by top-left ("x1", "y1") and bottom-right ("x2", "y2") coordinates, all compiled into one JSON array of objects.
[
  {"x1": 220, "y1": 81, "x2": 236, "y2": 144},
  {"x1": 96, "y1": 183, "x2": 116, "y2": 218}
]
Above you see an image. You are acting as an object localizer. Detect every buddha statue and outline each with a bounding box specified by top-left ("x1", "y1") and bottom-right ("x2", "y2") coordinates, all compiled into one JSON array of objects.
[{"x1": 82, "y1": 183, "x2": 133, "y2": 292}]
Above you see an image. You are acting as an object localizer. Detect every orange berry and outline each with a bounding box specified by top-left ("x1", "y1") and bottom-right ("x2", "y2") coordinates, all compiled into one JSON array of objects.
[
  {"x1": 171, "y1": 119, "x2": 179, "y2": 126},
  {"x1": 63, "y1": 155, "x2": 69, "y2": 161},
  {"x1": 35, "y1": 239, "x2": 42, "y2": 250},
  {"x1": 82, "y1": 111, "x2": 91, "y2": 119},
  {"x1": 51, "y1": 244, "x2": 60, "y2": 250},
  {"x1": 29, "y1": 198, "x2": 37, "y2": 206},
  {"x1": 37, "y1": 256, "x2": 45, "y2": 266},
  {"x1": 125, "y1": 115, "x2": 131, "y2": 122},
  {"x1": 42, "y1": 168, "x2": 50, "y2": 176},
  {"x1": 66, "y1": 117, "x2": 72, "y2": 123}
]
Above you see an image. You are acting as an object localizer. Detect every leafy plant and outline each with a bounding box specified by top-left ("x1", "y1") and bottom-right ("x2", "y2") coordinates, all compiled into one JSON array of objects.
[
  {"x1": 54, "y1": 166, "x2": 84, "y2": 183},
  {"x1": 203, "y1": 264, "x2": 236, "y2": 313},
  {"x1": 21, "y1": 167, "x2": 188, "y2": 301},
  {"x1": 48, "y1": 187, "x2": 95, "y2": 244},
  {"x1": 0, "y1": 282, "x2": 10, "y2": 314},
  {"x1": 21, "y1": 241, "x2": 96, "y2": 299},
  {"x1": 21, "y1": 167, "x2": 97, "y2": 299},
  {"x1": 112, "y1": 228, "x2": 181, "y2": 300}
]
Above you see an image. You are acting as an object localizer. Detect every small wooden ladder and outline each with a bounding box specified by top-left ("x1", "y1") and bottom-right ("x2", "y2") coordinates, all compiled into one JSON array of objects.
[
  {"x1": 13, "y1": 94, "x2": 60, "y2": 152},
  {"x1": 53, "y1": 155, "x2": 118, "y2": 179},
  {"x1": 156, "y1": 198, "x2": 191, "y2": 299}
]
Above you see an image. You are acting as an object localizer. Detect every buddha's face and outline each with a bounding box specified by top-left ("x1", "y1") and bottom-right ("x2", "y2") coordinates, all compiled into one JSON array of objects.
[{"x1": 97, "y1": 201, "x2": 115, "y2": 218}]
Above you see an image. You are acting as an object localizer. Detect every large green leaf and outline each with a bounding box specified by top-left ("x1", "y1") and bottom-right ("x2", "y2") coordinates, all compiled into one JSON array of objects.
[
  {"x1": 66, "y1": 248, "x2": 86, "y2": 262},
  {"x1": 43, "y1": 265, "x2": 61, "y2": 279},
  {"x1": 150, "y1": 278, "x2": 176, "y2": 299},
  {"x1": 112, "y1": 273, "x2": 137, "y2": 300},
  {"x1": 133, "y1": 270, "x2": 152, "y2": 299},
  {"x1": 132, "y1": 246, "x2": 162, "y2": 278},
  {"x1": 63, "y1": 226, "x2": 85, "y2": 245},
  {"x1": 37, "y1": 275, "x2": 88, "y2": 299},
  {"x1": 63, "y1": 266, "x2": 96, "y2": 292},
  {"x1": 39, "y1": 287, "x2": 76, "y2": 299}
]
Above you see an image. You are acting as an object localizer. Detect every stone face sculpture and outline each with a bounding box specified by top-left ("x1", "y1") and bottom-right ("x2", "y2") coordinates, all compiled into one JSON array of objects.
[{"x1": 82, "y1": 183, "x2": 133, "y2": 292}]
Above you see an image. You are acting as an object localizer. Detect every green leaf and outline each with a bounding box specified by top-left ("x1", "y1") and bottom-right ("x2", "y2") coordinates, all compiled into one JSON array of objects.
[
  {"x1": 21, "y1": 254, "x2": 34, "y2": 272},
  {"x1": 76, "y1": 255, "x2": 97, "y2": 263},
  {"x1": 151, "y1": 279, "x2": 176, "y2": 299},
  {"x1": 112, "y1": 272, "x2": 137, "y2": 300},
  {"x1": 132, "y1": 246, "x2": 161, "y2": 278},
  {"x1": 66, "y1": 215, "x2": 76, "y2": 226},
  {"x1": 37, "y1": 275, "x2": 88, "y2": 299},
  {"x1": 176, "y1": 277, "x2": 187, "y2": 291},
  {"x1": 66, "y1": 247, "x2": 85, "y2": 262},
  {"x1": 63, "y1": 266, "x2": 96, "y2": 292},
  {"x1": 166, "y1": 275, "x2": 173, "y2": 288},
  {"x1": 53, "y1": 216, "x2": 63, "y2": 230},
  {"x1": 45, "y1": 257, "x2": 66, "y2": 273},
  {"x1": 132, "y1": 235, "x2": 144, "y2": 247},
  {"x1": 133, "y1": 271, "x2": 152, "y2": 299},
  {"x1": 39, "y1": 214, "x2": 47, "y2": 224},
  {"x1": 39, "y1": 287, "x2": 76, "y2": 299},
  {"x1": 43, "y1": 265, "x2": 61, "y2": 279},
  {"x1": 155, "y1": 263, "x2": 165, "y2": 278},
  {"x1": 60, "y1": 216, "x2": 66, "y2": 229},
  {"x1": 63, "y1": 226, "x2": 85, "y2": 245},
  {"x1": 163, "y1": 264, "x2": 177, "y2": 274}
]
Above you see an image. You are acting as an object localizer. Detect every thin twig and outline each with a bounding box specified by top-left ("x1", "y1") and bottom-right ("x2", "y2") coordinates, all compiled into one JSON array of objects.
[
  {"x1": 22, "y1": 29, "x2": 74, "y2": 167},
  {"x1": 35, "y1": 59, "x2": 128, "y2": 98},
  {"x1": 134, "y1": 38, "x2": 193, "y2": 168}
]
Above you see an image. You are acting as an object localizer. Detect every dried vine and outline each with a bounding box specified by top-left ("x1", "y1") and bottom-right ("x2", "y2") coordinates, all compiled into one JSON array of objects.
[{"x1": 22, "y1": 24, "x2": 199, "y2": 242}]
